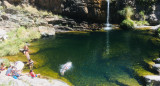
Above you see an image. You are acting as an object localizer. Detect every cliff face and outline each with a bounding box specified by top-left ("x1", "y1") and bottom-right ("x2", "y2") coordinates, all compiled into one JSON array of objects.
[
  {"x1": 6, "y1": 0, "x2": 160, "y2": 25},
  {"x1": 33, "y1": 0, "x2": 107, "y2": 23}
]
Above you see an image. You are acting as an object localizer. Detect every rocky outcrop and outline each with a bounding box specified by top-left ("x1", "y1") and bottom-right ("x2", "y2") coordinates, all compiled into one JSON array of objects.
[
  {"x1": 7, "y1": 0, "x2": 107, "y2": 23},
  {"x1": 144, "y1": 75, "x2": 160, "y2": 86}
]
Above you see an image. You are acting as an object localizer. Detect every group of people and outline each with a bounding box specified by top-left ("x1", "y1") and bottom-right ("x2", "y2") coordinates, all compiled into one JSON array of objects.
[
  {"x1": 0, "y1": 43, "x2": 40, "y2": 79},
  {"x1": 23, "y1": 44, "x2": 40, "y2": 78},
  {"x1": 23, "y1": 44, "x2": 34, "y2": 70}
]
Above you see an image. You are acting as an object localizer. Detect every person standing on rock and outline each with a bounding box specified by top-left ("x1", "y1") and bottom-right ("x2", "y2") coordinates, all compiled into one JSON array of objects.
[
  {"x1": 23, "y1": 44, "x2": 29, "y2": 54},
  {"x1": 23, "y1": 44, "x2": 30, "y2": 61}
]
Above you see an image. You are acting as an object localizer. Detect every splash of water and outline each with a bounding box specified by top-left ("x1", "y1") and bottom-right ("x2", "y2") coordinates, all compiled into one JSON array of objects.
[{"x1": 60, "y1": 61, "x2": 72, "y2": 76}]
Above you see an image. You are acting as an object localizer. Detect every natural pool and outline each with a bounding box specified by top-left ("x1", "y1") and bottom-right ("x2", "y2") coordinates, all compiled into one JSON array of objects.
[{"x1": 6, "y1": 30, "x2": 159, "y2": 86}]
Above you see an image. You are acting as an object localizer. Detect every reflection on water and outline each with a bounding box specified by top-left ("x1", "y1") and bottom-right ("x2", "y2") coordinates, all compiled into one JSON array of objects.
[{"x1": 24, "y1": 31, "x2": 159, "y2": 85}]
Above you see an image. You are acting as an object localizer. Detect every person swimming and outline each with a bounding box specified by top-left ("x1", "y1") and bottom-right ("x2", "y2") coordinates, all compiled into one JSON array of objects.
[{"x1": 60, "y1": 62, "x2": 72, "y2": 76}]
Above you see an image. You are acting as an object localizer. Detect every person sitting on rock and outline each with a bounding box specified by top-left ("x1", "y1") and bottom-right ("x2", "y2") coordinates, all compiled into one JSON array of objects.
[
  {"x1": 28, "y1": 59, "x2": 34, "y2": 70},
  {"x1": 12, "y1": 67, "x2": 20, "y2": 79},
  {"x1": 0, "y1": 63, "x2": 6, "y2": 71},
  {"x1": 29, "y1": 70, "x2": 40, "y2": 78},
  {"x1": 6, "y1": 66, "x2": 14, "y2": 76}
]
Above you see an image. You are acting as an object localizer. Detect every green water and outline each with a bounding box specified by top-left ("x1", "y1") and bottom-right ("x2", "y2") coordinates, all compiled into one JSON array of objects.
[{"x1": 29, "y1": 30, "x2": 158, "y2": 86}]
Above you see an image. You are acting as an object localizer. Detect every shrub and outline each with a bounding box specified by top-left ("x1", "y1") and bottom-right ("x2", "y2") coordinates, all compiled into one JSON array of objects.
[
  {"x1": 157, "y1": 28, "x2": 160, "y2": 38},
  {"x1": 119, "y1": 6, "x2": 134, "y2": 19},
  {"x1": 120, "y1": 19, "x2": 135, "y2": 30},
  {"x1": 135, "y1": 21, "x2": 149, "y2": 26},
  {"x1": 0, "y1": 27, "x2": 41, "y2": 57},
  {"x1": 139, "y1": 11, "x2": 146, "y2": 21}
]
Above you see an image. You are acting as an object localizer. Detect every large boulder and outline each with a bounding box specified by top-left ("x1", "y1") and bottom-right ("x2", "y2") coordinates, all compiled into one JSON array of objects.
[{"x1": 144, "y1": 75, "x2": 160, "y2": 86}]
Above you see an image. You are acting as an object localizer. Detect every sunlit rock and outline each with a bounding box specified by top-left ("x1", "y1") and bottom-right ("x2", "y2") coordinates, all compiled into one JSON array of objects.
[{"x1": 144, "y1": 75, "x2": 160, "y2": 86}]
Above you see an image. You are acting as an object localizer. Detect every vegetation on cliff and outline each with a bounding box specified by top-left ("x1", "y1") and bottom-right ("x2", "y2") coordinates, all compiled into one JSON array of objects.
[
  {"x1": 119, "y1": 6, "x2": 135, "y2": 29},
  {"x1": 119, "y1": 6, "x2": 150, "y2": 29}
]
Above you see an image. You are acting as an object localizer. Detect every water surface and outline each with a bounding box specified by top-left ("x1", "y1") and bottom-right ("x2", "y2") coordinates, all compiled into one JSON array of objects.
[{"x1": 19, "y1": 30, "x2": 160, "y2": 85}]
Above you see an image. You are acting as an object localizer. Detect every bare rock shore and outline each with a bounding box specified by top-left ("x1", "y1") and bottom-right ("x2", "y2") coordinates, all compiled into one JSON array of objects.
[{"x1": 0, "y1": 70, "x2": 69, "y2": 86}]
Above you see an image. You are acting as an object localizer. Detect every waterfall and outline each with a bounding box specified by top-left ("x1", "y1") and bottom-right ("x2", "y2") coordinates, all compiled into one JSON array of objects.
[
  {"x1": 105, "y1": 0, "x2": 111, "y2": 30},
  {"x1": 105, "y1": 0, "x2": 111, "y2": 55},
  {"x1": 107, "y1": 0, "x2": 110, "y2": 26}
]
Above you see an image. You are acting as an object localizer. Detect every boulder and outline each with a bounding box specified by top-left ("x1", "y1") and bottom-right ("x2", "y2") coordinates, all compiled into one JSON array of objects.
[
  {"x1": 152, "y1": 64, "x2": 160, "y2": 74},
  {"x1": 38, "y1": 26, "x2": 55, "y2": 36},
  {"x1": 149, "y1": 14, "x2": 159, "y2": 25},
  {"x1": 144, "y1": 75, "x2": 160, "y2": 86}
]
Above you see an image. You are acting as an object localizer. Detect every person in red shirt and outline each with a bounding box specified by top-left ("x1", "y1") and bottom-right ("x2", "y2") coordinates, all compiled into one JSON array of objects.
[{"x1": 29, "y1": 70, "x2": 40, "y2": 78}]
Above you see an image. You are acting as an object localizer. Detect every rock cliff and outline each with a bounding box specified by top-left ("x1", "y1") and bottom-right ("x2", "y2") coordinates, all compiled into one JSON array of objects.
[{"x1": 6, "y1": 0, "x2": 107, "y2": 23}]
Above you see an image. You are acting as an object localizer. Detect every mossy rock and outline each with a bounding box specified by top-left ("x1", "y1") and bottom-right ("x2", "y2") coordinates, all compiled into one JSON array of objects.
[{"x1": 120, "y1": 19, "x2": 135, "y2": 30}]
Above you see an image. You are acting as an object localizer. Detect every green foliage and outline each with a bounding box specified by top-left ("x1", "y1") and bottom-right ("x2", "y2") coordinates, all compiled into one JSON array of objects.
[
  {"x1": 135, "y1": 21, "x2": 149, "y2": 26},
  {"x1": 120, "y1": 19, "x2": 135, "y2": 30},
  {"x1": 119, "y1": 6, "x2": 134, "y2": 19},
  {"x1": 139, "y1": 11, "x2": 146, "y2": 21},
  {"x1": 158, "y1": 28, "x2": 160, "y2": 37},
  {"x1": 0, "y1": 27, "x2": 41, "y2": 57}
]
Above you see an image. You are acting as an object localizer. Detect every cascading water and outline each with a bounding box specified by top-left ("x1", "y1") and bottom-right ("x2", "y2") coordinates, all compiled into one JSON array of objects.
[
  {"x1": 106, "y1": 0, "x2": 110, "y2": 26},
  {"x1": 105, "y1": 0, "x2": 111, "y2": 55},
  {"x1": 105, "y1": 0, "x2": 111, "y2": 30}
]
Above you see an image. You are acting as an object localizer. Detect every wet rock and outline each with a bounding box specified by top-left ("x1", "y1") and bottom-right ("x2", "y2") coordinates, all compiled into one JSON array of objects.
[
  {"x1": 152, "y1": 64, "x2": 160, "y2": 73},
  {"x1": 54, "y1": 25, "x2": 73, "y2": 31},
  {"x1": 153, "y1": 58, "x2": 160, "y2": 63},
  {"x1": 144, "y1": 75, "x2": 160, "y2": 86}
]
